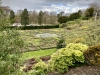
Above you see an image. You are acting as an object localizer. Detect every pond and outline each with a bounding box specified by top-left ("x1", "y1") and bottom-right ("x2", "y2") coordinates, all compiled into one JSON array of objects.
[{"x1": 34, "y1": 33, "x2": 58, "y2": 38}]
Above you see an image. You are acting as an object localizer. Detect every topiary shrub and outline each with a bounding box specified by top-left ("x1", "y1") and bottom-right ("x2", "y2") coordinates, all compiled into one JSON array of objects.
[
  {"x1": 84, "y1": 44, "x2": 100, "y2": 66},
  {"x1": 48, "y1": 43, "x2": 88, "y2": 73}
]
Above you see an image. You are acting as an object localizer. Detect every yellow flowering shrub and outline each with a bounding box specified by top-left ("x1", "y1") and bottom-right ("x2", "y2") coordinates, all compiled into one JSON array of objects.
[
  {"x1": 48, "y1": 43, "x2": 88, "y2": 73},
  {"x1": 32, "y1": 61, "x2": 48, "y2": 75}
]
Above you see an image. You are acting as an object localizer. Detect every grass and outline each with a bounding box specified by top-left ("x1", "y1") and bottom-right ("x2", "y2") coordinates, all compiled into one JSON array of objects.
[{"x1": 21, "y1": 48, "x2": 57, "y2": 61}]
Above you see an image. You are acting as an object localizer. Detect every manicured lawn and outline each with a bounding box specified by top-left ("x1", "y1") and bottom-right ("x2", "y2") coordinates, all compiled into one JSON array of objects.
[{"x1": 21, "y1": 48, "x2": 57, "y2": 60}]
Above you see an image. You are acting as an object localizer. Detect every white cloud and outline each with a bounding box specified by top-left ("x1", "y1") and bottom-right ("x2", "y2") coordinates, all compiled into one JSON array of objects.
[
  {"x1": 41, "y1": 4, "x2": 87, "y2": 13},
  {"x1": 1, "y1": 0, "x2": 100, "y2": 13},
  {"x1": 71, "y1": 7, "x2": 87, "y2": 13}
]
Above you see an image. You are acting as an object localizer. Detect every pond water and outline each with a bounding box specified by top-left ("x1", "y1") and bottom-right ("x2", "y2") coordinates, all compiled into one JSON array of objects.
[{"x1": 34, "y1": 33, "x2": 58, "y2": 38}]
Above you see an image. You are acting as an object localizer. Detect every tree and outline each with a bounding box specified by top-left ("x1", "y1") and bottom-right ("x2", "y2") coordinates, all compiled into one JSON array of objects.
[
  {"x1": 43, "y1": 11, "x2": 49, "y2": 25},
  {"x1": 89, "y1": 3, "x2": 100, "y2": 21},
  {"x1": 21, "y1": 8, "x2": 29, "y2": 26},
  {"x1": 0, "y1": 1, "x2": 24, "y2": 75},
  {"x1": 78, "y1": 10, "x2": 82, "y2": 17},
  {"x1": 69, "y1": 12, "x2": 80, "y2": 21},
  {"x1": 58, "y1": 16, "x2": 68, "y2": 24},
  {"x1": 49, "y1": 11, "x2": 57, "y2": 24},
  {"x1": 85, "y1": 7, "x2": 94, "y2": 18},
  {"x1": 10, "y1": 10, "x2": 15, "y2": 24},
  {"x1": 38, "y1": 10, "x2": 43, "y2": 25}
]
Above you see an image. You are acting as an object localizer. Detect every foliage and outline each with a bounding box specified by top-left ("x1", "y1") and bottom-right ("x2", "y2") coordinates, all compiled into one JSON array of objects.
[
  {"x1": 73, "y1": 38, "x2": 86, "y2": 43},
  {"x1": 56, "y1": 36, "x2": 66, "y2": 49},
  {"x1": 66, "y1": 43, "x2": 88, "y2": 52},
  {"x1": 78, "y1": 10, "x2": 82, "y2": 17},
  {"x1": 48, "y1": 43, "x2": 88, "y2": 73},
  {"x1": 85, "y1": 7, "x2": 94, "y2": 18},
  {"x1": 69, "y1": 12, "x2": 80, "y2": 21},
  {"x1": 10, "y1": 10, "x2": 15, "y2": 24},
  {"x1": 0, "y1": 8, "x2": 9, "y2": 30},
  {"x1": 84, "y1": 24, "x2": 100, "y2": 46},
  {"x1": 21, "y1": 8, "x2": 29, "y2": 26},
  {"x1": 84, "y1": 44, "x2": 100, "y2": 66},
  {"x1": 57, "y1": 16, "x2": 68, "y2": 24},
  {"x1": 31, "y1": 61, "x2": 48, "y2": 75},
  {"x1": 0, "y1": 4, "x2": 24, "y2": 75},
  {"x1": 38, "y1": 10, "x2": 43, "y2": 25},
  {"x1": 80, "y1": 17, "x2": 89, "y2": 20},
  {"x1": 0, "y1": 30, "x2": 24, "y2": 75}
]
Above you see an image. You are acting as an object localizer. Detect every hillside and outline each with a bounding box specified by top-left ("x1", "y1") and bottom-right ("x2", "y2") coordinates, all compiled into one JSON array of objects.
[{"x1": 18, "y1": 19, "x2": 100, "y2": 52}]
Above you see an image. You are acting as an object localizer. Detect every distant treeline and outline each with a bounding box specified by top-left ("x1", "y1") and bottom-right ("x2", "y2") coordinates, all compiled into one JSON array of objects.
[{"x1": 4, "y1": 25, "x2": 59, "y2": 30}]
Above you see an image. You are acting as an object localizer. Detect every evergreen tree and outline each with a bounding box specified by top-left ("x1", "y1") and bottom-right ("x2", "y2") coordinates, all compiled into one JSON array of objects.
[
  {"x1": 10, "y1": 10, "x2": 15, "y2": 24},
  {"x1": 38, "y1": 10, "x2": 43, "y2": 25},
  {"x1": 85, "y1": 7, "x2": 94, "y2": 18},
  {"x1": 69, "y1": 12, "x2": 80, "y2": 21},
  {"x1": 21, "y1": 8, "x2": 29, "y2": 26},
  {"x1": 58, "y1": 16, "x2": 68, "y2": 24}
]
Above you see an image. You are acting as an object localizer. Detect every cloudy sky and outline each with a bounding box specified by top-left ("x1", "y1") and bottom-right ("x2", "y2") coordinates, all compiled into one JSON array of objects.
[{"x1": 1, "y1": 0, "x2": 100, "y2": 13}]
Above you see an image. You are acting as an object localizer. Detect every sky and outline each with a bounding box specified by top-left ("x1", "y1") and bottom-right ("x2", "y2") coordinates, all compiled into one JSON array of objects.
[{"x1": 1, "y1": 0, "x2": 100, "y2": 13}]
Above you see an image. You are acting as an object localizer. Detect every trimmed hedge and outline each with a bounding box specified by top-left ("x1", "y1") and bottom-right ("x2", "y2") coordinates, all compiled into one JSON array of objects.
[{"x1": 5, "y1": 25, "x2": 59, "y2": 30}]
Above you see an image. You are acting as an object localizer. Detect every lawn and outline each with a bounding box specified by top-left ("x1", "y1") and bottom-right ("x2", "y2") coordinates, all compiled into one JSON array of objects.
[{"x1": 21, "y1": 48, "x2": 57, "y2": 61}]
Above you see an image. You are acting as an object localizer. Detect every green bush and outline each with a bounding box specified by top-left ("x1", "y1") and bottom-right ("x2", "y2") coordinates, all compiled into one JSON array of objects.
[
  {"x1": 0, "y1": 3, "x2": 25, "y2": 75},
  {"x1": 0, "y1": 30, "x2": 24, "y2": 75},
  {"x1": 56, "y1": 36, "x2": 66, "y2": 49},
  {"x1": 66, "y1": 43, "x2": 88, "y2": 52},
  {"x1": 84, "y1": 44, "x2": 100, "y2": 66},
  {"x1": 32, "y1": 61, "x2": 48, "y2": 75},
  {"x1": 48, "y1": 43, "x2": 88, "y2": 73},
  {"x1": 80, "y1": 17, "x2": 89, "y2": 20},
  {"x1": 59, "y1": 23, "x2": 67, "y2": 28}
]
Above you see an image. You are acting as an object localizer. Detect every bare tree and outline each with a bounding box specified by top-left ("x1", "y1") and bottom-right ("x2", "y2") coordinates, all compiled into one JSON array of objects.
[
  {"x1": 0, "y1": 6, "x2": 11, "y2": 15},
  {"x1": 15, "y1": 10, "x2": 23, "y2": 23},
  {"x1": 49, "y1": 11, "x2": 57, "y2": 25},
  {"x1": 17, "y1": 9, "x2": 23, "y2": 15},
  {"x1": 43, "y1": 11, "x2": 49, "y2": 25},
  {"x1": 89, "y1": 3, "x2": 100, "y2": 21},
  {"x1": 59, "y1": 11, "x2": 65, "y2": 16},
  {"x1": 32, "y1": 10, "x2": 38, "y2": 24}
]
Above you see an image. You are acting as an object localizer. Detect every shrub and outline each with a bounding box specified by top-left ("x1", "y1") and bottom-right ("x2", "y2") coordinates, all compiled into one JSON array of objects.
[
  {"x1": 66, "y1": 43, "x2": 88, "y2": 52},
  {"x1": 59, "y1": 23, "x2": 67, "y2": 28},
  {"x1": 56, "y1": 36, "x2": 66, "y2": 49},
  {"x1": 32, "y1": 61, "x2": 48, "y2": 75},
  {"x1": 48, "y1": 43, "x2": 88, "y2": 73},
  {"x1": 0, "y1": 30, "x2": 24, "y2": 75},
  {"x1": 73, "y1": 38, "x2": 85, "y2": 43},
  {"x1": 84, "y1": 44, "x2": 100, "y2": 66}
]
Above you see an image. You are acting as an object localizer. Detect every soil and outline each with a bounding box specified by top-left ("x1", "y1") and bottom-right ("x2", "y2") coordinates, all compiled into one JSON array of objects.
[
  {"x1": 48, "y1": 66, "x2": 100, "y2": 75},
  {"x1": 23, "y1": 55, "x2": 51, "y2": 72}
]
